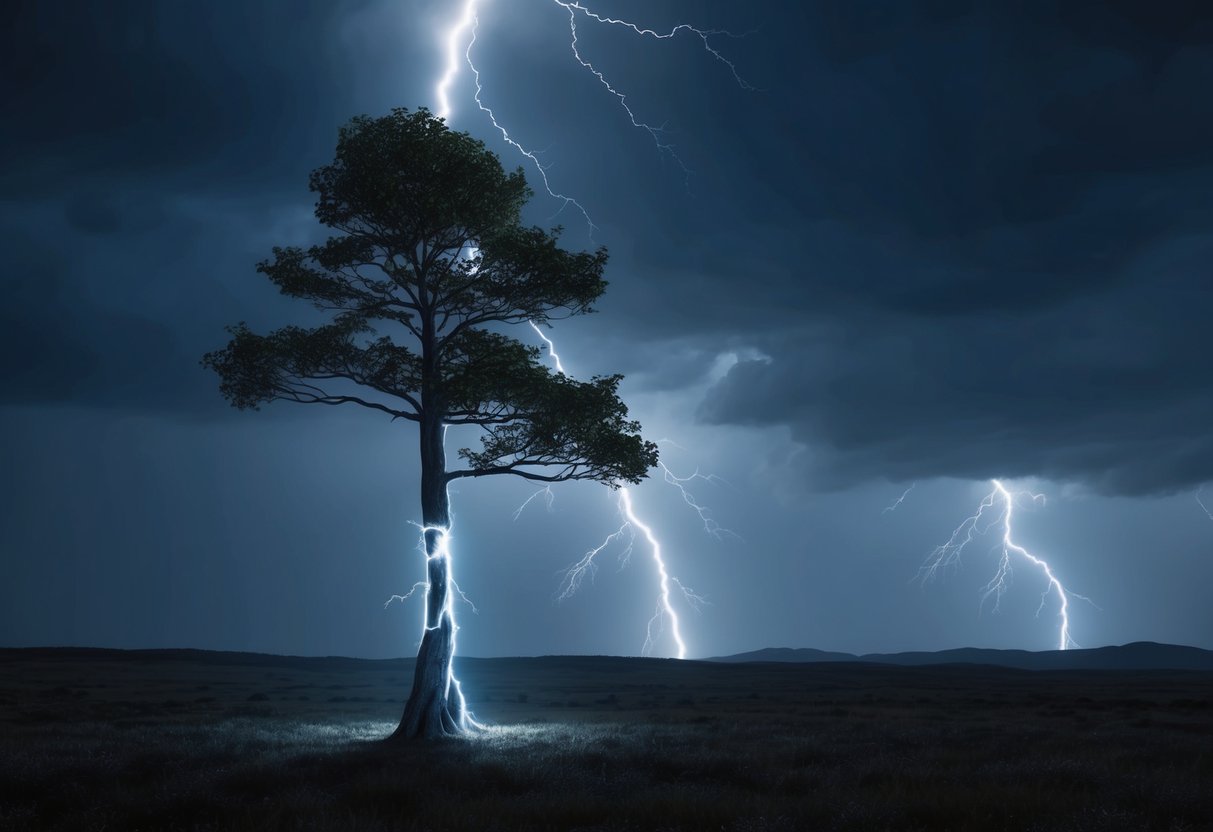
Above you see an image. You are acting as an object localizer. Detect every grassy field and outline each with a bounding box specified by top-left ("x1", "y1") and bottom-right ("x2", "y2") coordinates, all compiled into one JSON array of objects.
[{"x1": 1, "y1": 649, "x2": 1210, "y2": 831}]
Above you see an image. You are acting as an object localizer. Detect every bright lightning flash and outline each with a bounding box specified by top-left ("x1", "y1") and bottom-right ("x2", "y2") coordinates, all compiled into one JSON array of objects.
[
  {"x1": 553, "y1": 485, "x2": 708, "y2": 659},
  {"x1": 434, "y1": 1, "x2": 479, "y2": 122},
  {"x1": 921, "y1": 480, "x2": 1088, "y2": 651},
  {"x1": 523, "y1": 326, "x2": 711, "y2": 659},
  {"x1": 623, "y1": 488, "x2": 703, "y2": 658},
  {"x1": 529, "y1": 321, "x2": 567, "y2": 375}
]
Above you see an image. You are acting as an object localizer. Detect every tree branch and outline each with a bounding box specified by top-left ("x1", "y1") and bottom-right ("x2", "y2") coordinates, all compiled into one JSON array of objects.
[
  {"x1": 445, "y1": 463, "x2": 598, "y2": 484},
  {"x1": 273, "y1": 388, "x2": 420, "y2": 422}
]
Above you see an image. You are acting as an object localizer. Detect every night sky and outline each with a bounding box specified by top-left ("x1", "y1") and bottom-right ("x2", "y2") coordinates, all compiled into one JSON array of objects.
[{"x1": 4, "y1": 0, "x2": 1212, "y2": 659}]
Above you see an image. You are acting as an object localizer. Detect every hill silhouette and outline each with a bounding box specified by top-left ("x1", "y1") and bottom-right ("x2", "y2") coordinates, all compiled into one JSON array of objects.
[{"x1": 706, "y1": 641, "x2": 1213, "y2": 671}]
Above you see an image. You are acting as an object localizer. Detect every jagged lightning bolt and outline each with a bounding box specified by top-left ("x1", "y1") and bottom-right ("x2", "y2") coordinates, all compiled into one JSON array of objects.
[
  {"x1": 553, "y1": 2, "x2": 755, "y2": 92},
  {"x1": 658, "y1": 460, "x2": 737, "y2": 541},
  {"x1": 651, "y1": 438, "x2": 738, "y2": 542},
  {"x1": 512, "y1": 483, "x2": 555, "y2": 522},
  {"x1": 559, "y1": 6, "x2": 685, "y2": 178},
  {"x1": 384, "y1": 580, "x2": 427, "y2": 609},
  {"x1": 433, "y1": 0, "x2": 750, "y2": 233},
  {"x1": 1196, "y1": 486, "x2": 1213, "y2": 522},
  {"x1": 882, "y1": 482, "x2": 916, "y2": 515},
  {"x1": 524, "y1": 324, "x2": 708, "y2": 659},
  {"x1": 537, "y1": 432, "x2": 737, "y2": 542},
  {"x1": 529, "y1": 321, "x2": 567, "y2": 375},
  {"x1": 462, "y1": 14, "x2": 596, "y2": 232},
  {"x1": 623, "y1": 488, "x2": 704, "y2": 658},
  {"x1": 921, "y1": 479, "x2": 1088, "y2": 651},
  {"x1": 552, "y1": 485, "x2": 707, "y2": 659},
  {"x1": 434, "y1": 0, "x2": 478, "y2": 123},
  {"x1": 556, "y1": 509, "x2": 635, "y2": 601}
]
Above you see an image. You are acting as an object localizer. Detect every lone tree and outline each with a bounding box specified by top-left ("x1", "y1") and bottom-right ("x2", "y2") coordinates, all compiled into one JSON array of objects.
[{"x1": 203, "y1": 108, "x2": 657, "y2": 739}]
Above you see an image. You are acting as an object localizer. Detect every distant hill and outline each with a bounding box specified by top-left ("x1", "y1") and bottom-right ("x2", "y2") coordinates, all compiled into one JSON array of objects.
[
  {"x1": 6, "y1": 642, "x2": 1212, "y2": 673},
  {"x1": 0, "y1": 646, "x2": 408, "y2": 673},
  {"x1": 706, "y1": 642, "x2": 1213, "y2": 671}
]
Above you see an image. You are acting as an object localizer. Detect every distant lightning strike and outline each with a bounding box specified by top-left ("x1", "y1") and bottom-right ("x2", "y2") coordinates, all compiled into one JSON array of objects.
[
  {"x1": 556, "y1": 512, "x2": 635, "y2": 601},
  {"x1": 658, "y1": 461, "x2": 736, "y2": 541},
  {"x1": 532, "y1": 331, "x2": 712, "y2": 660},
  {"x1": 435, "y1": 0, "x2": 750, "y2": 234},
  {"x1": 922, "y1": 480, "x2": 1088, "y2": 651},
  {"x1": 552, "y1": 484, "x2": 708, "y2": 659},
  {"x1": 882, "y1": 482, "x2": 916, "y2": 516},
  {"x1": 622, "y1": 488, "x2": 707, "y2": 658},
  {"x1": 512, "y1": 484, "x2": 555, "y2": 522},
  {"x1": 1196, "y1": 487, "x2": 1213, "y2": 522},
  {"x1": 528, "y1": 309, "x2": 713, "y2": 660}
]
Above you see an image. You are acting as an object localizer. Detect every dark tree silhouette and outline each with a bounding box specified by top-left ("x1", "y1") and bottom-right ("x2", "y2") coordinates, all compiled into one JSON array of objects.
[{"x1": 202, "y1": 108, "x2": 657, "y2": 739}]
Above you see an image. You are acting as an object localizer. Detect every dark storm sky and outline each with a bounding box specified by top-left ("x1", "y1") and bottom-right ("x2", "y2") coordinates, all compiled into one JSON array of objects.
[{"x1": 3, "y1": 0, "x2": 1212, "y2": 658}]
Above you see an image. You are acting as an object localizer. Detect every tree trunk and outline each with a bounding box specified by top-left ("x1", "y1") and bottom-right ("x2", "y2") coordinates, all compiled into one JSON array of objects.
[{"x1": 391, "y1": 414, "x2": 474, "y2": 739}]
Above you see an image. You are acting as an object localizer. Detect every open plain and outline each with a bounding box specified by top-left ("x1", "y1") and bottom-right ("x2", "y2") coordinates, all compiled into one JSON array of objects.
[{"x1": 1, "y1": 648, "x2": 1210, "y2": 831}]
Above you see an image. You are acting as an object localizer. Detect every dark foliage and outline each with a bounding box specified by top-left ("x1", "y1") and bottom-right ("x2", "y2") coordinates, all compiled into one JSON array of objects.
[{"x1": 202, "y1": 107, "x2": 657, "y2": 486}]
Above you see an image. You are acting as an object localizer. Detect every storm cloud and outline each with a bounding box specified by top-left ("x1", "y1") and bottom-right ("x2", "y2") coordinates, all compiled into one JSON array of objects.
[
  {"x1": 688, "y1": 1, "x2": 1213, "y2": 496},
  {"x1": 3, "y1": 1, "x2": 1212, "y2": 657}
]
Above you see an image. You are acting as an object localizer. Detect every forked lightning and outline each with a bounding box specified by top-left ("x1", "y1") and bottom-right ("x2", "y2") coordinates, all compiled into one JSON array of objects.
[
  {"x1": 434, "y1": 0, "x2": 750, "y2": 234},
  {"x1": 529, "y1": 322, "x2": 712, "y2": 659},
  {"x1": 921, "y1": 480, "x2": 1089, "y2": 650}
]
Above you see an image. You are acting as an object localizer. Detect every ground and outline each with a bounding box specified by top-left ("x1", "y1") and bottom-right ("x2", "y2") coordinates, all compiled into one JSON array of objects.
[{"x1": 1, "y1": 648, "x2": 1210, "y2": 831}]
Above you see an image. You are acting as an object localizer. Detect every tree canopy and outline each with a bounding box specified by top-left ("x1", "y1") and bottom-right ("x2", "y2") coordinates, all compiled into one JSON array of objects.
[{"x1": 203, "y1": 107, "x2": 657, "y2": 487}]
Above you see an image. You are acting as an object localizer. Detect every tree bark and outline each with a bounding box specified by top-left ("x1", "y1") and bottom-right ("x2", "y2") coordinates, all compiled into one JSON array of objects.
[{"x1": 391, "y1": 413, "x2": 474, "y2": 739}]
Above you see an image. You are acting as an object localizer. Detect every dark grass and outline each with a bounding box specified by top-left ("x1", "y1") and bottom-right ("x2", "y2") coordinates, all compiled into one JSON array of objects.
[{"x1": 1, "y1": 649, "x2": 1211, "y2": 830}]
